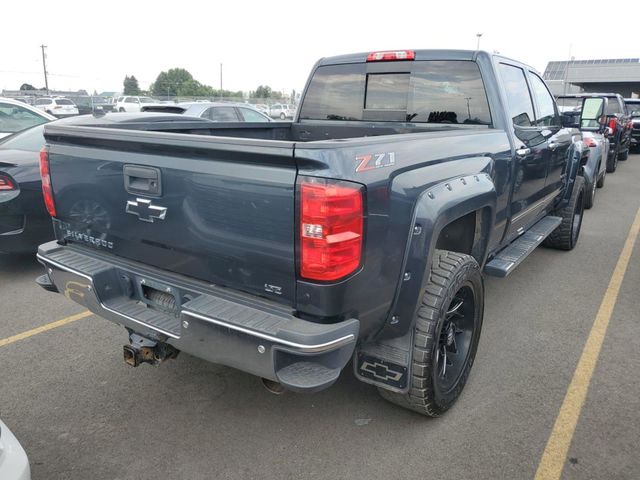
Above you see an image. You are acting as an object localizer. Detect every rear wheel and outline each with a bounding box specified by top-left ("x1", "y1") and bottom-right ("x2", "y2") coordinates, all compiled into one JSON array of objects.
[
  {"x1": 280, "y1": 113, "x2": 286, "y2": 120},
  {"x1": 119, "y1": 107, "x2": 125, "y2": 112},
  {"x1": 584, "y1": 177, "x2": 596, "y2": 209},
  {"x1": 618, "y1": 147, "x2": 629, "y2": 161},
  {"x1": 377, "y1": 250, "x2": 484, "y2": 417},
  {"x1": 596, "y1": 167, "x2": 606, "y2": 188},
  {"x1": 606, "y1": 148, "x2": 618, "y2": 173},
  {"x1": 543, "y1": 176, "x2": 585, "y2": 250}
]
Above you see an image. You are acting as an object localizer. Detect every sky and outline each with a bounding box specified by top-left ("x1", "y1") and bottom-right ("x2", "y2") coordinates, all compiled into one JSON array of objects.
[{"x1": 1, "y1": 0, "x2": 635, "y2": 95}]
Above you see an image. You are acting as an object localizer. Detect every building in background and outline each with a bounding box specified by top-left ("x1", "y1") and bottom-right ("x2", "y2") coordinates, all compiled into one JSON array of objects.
[{"x1": 543, "y1": 58, "x2": 640, "y2": 98}]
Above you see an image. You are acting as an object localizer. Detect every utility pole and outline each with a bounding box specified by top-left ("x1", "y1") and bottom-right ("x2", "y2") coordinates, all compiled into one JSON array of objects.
[
  {"x1": 40, "y1": 45, "x2": 49, "y2": 94},
  {"x1": 562, "y1": 44, "x2": 573, "y2": 96}
]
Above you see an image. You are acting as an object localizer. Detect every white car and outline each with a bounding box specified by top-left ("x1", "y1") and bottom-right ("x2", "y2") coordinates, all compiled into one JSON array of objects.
[
  {"x1": 115, "y1": 96, "x2": 165, "y2": 113},
  {"x1": 33, "y1": 97, "x2": 79, "y2": 118},
  {"x1": 0, "y1": 97, "x2": 54, "y2": 139},
  {"x1": 269, "y1": 103, "x2": 296, "y2": 120},
  {"x1": 0, "y1": 419, "x2": 31, "y2": 480}
]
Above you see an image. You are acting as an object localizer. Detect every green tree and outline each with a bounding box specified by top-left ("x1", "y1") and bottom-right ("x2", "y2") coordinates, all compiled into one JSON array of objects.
[
  {"x1": 20, "y1": 83, "x2": 36, "y2": 91},
  {"x1": 151, "y1": 68, "x2": 197, "y2": 97},
  {"x1": 254, "y1": 85, "x2": 272, "y2": 99},
  {"x1": 123, "y1": 75, "x2": 140, "y2": 95}
]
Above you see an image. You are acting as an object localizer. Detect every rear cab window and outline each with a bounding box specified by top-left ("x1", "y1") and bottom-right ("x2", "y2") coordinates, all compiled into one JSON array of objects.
[
  {"x1": 299, "y1": 60, "x2": 492, "y2": 126},
  {"x1": 606, "y1": 97, "x2": 622, "y2": 115}
]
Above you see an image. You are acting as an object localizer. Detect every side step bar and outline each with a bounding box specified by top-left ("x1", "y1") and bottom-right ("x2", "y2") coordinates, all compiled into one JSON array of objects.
[{"x1": 484, "y1": 215, "x2": 562, "y2": 277}]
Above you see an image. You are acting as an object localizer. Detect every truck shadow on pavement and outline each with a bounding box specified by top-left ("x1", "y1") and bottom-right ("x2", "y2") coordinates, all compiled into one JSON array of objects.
[{"x1": 0, "y1": 253, "x2": 42, "y2": 275}]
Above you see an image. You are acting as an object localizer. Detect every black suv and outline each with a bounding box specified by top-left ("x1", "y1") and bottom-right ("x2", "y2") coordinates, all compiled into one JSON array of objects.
[{"x1": 625, "y1": 98, "x2": 640, "y2": 152}]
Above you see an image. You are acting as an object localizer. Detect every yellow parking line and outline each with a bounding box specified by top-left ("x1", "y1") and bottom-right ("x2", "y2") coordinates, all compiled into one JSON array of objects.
[
  {"x1": 0, "y1": 311, "x2": 92, "y2": 348},
  {"x1": 534, "y1": 206, "x2": 640, "y2": 480}
]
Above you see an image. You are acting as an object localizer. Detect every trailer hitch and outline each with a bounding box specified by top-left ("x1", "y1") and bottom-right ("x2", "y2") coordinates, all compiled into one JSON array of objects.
[{"x1": 123, "y1": 333, "x2": 179, "y2": 367}]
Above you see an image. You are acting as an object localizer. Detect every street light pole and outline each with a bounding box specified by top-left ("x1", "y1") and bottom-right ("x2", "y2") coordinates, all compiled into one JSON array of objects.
[
  {"x1": 40, "y1": 45, "x2": 49, "y2": 94},
  {"x1": 476, "y1": 33, "x2": 483, "y2": 50},
  {"x1": 220, "y1": 63, "x2": 223, "y2": 99}
]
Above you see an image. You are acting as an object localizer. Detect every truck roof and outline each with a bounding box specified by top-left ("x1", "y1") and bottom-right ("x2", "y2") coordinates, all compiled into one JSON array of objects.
[{"x1": 316, "y1": 49, "x2": 539, "y2": 74}]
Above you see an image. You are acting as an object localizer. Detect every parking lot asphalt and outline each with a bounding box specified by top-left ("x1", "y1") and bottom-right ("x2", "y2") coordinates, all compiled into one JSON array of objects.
[{"x1": 1, "y1": 154, "x2": 639, "y2": 480}]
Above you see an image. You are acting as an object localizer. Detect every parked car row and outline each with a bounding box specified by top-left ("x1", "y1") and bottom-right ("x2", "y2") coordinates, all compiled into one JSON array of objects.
[{"x1": 556, "y1": 93, "x2": 635, "y2": 209}]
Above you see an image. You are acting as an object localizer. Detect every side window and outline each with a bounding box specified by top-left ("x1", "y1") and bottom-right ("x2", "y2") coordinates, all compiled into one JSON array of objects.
[
  {"x1": 0, "y1": 103, "x2": 49, "y2": 133},
  {"x1": 239, "y1": 108, "x2": 269, "y2": 122},
  {"x1": 528, "y1": 73, "x2": 559, "y2": 127},
  {"x1": 408, "y1": 61, "x2": 492, "y2": 125},
  {"x1": 606, "y1": 97, "x2": 621, "y2": 115},
  {"x1": 498, "y1": 63, "x2": 535, "y2": 127},
  {"x1": 205, "y1": 107, "x2": 240, "y2": 122},
  {"x1": 125, "y1": 97, "x2": 136, "y2": 104}
]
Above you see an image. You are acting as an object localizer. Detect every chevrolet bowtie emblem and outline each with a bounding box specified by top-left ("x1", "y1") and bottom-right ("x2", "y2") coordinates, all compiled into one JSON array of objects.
[
  {"x1": 125, "y1": 198, "x2": 167, "y2": 223},
  {"x1": 360, "y1": 360, "x2": 404, "y2": 382}
]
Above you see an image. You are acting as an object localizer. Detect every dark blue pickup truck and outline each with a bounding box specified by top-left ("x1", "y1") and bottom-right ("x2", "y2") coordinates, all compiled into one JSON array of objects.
[{"x1": 36, "y1": 50, "x2": 594, "y2": 416}]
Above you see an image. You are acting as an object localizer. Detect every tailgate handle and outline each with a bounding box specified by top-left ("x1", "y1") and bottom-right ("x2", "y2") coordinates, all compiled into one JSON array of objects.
[{"x1": 123, "y1": 165, "x2": 162, "y2": 196}]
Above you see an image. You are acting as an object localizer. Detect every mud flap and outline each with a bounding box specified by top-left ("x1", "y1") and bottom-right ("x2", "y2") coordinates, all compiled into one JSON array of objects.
[{"x1": 354, "y1": 330, "x2": 412, "y2": 393}]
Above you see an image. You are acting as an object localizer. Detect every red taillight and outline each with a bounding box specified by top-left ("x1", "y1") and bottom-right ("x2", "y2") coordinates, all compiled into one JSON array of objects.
[
  {"x1": 299, "y1": 178, "x2": 364, "y2": 281},
  {"x1": 366, "y1": 50, "x2": 415, "y2": 62},
  {"x1": 608, "y1": 118, "x2": 617, "y2": 131},
  {"x1": 583, "y1": 137, "x2": 597, "y2": 148},
  {"x1": 39, "y1": 147, "x2": 56, "y2": 217},
  {"x1": 0, "y1": 174, "x2": 15, "y2": 191}
]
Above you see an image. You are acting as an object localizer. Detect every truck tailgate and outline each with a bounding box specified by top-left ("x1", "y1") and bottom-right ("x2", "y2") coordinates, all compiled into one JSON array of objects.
[{"x1": 45, "y1": 126, "x2": 297, "y2": 304}]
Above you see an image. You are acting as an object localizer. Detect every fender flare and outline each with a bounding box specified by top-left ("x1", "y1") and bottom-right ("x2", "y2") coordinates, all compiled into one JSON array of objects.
[
  {"x1": 560, "y1": 140, "x2": 588, "y2": 206},
  {"x1": 376, "y1": 173, "x2": 497, "y2": 340}
]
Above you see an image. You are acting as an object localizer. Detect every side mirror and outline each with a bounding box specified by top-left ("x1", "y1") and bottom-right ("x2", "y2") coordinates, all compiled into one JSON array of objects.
[
  {"x1": 561, "y1": 111, "x2": 580, "y2": 128},
  {"x1": 580, "y1": 97, "x2": 607, "y2": 132}
]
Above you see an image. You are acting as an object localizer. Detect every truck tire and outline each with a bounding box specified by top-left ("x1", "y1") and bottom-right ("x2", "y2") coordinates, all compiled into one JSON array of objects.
[
  {"x1": 543, "y1": 176, "x2": 585, "y2": 251},
  {"x1": 618, "y1": 148, "x2": 629, "y2": 161},
  {"x1": 584, "y1": 177, "x2": 596, "y2": 209},
  {"x1": 378, "y1": 250, "x2": 484, "y2": 417},
  {"x1": 606, "y1": 147, "x2": 618, "y2": 173},
  {"x1": 596, "y1": 167, "x2": 605, "y2": 188}
]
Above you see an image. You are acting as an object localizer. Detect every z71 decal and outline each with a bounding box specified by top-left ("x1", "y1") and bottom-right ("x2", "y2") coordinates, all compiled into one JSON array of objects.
[{"x1": 355, "y1": 152, "x2": 396, "y2": 173}]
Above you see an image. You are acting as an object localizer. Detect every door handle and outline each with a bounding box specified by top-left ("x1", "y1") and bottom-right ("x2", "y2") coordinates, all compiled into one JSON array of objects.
[
  {"x1": 516, "y1": 147, "x2": 531, "y2": 157},
  {"x1": 123, "y1": 165, "x2": 162, "y2": 196}
]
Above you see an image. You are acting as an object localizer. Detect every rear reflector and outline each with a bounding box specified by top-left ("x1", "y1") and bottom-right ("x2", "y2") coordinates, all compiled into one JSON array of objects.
[
  {"x1": 39, "y1": 147, "x2": 57, "y2": 217},
  {"x1": 0, "y1": 174, "x2": 15, "y2": 191},
  {"x1": 299, "y1": 178, "x2": 364, "y2": 281},
  {"x1": 366, "y1": 50, "x2": 415, "y2": 62}
]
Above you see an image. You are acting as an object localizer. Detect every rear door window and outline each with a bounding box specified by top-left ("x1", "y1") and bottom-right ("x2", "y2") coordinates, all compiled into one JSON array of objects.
[
  {"x1": 528, "y1": 73, "x2": 559, "y2": 127},
  {"x1": 299, "y1": 60, "x2": 491, "y2": 125},
  {"x1": 206, "y1": 106, "x2": 240, "y2": 122},
  {"x1": 239, "y1": 107, "x2": 269, "y2": 122},
  {"x1": 498, "y1": 63, "x2": 535, "y2": 127},
  {"x1": 606, "y1": 97, "x2": 621, "y2": 115}
]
